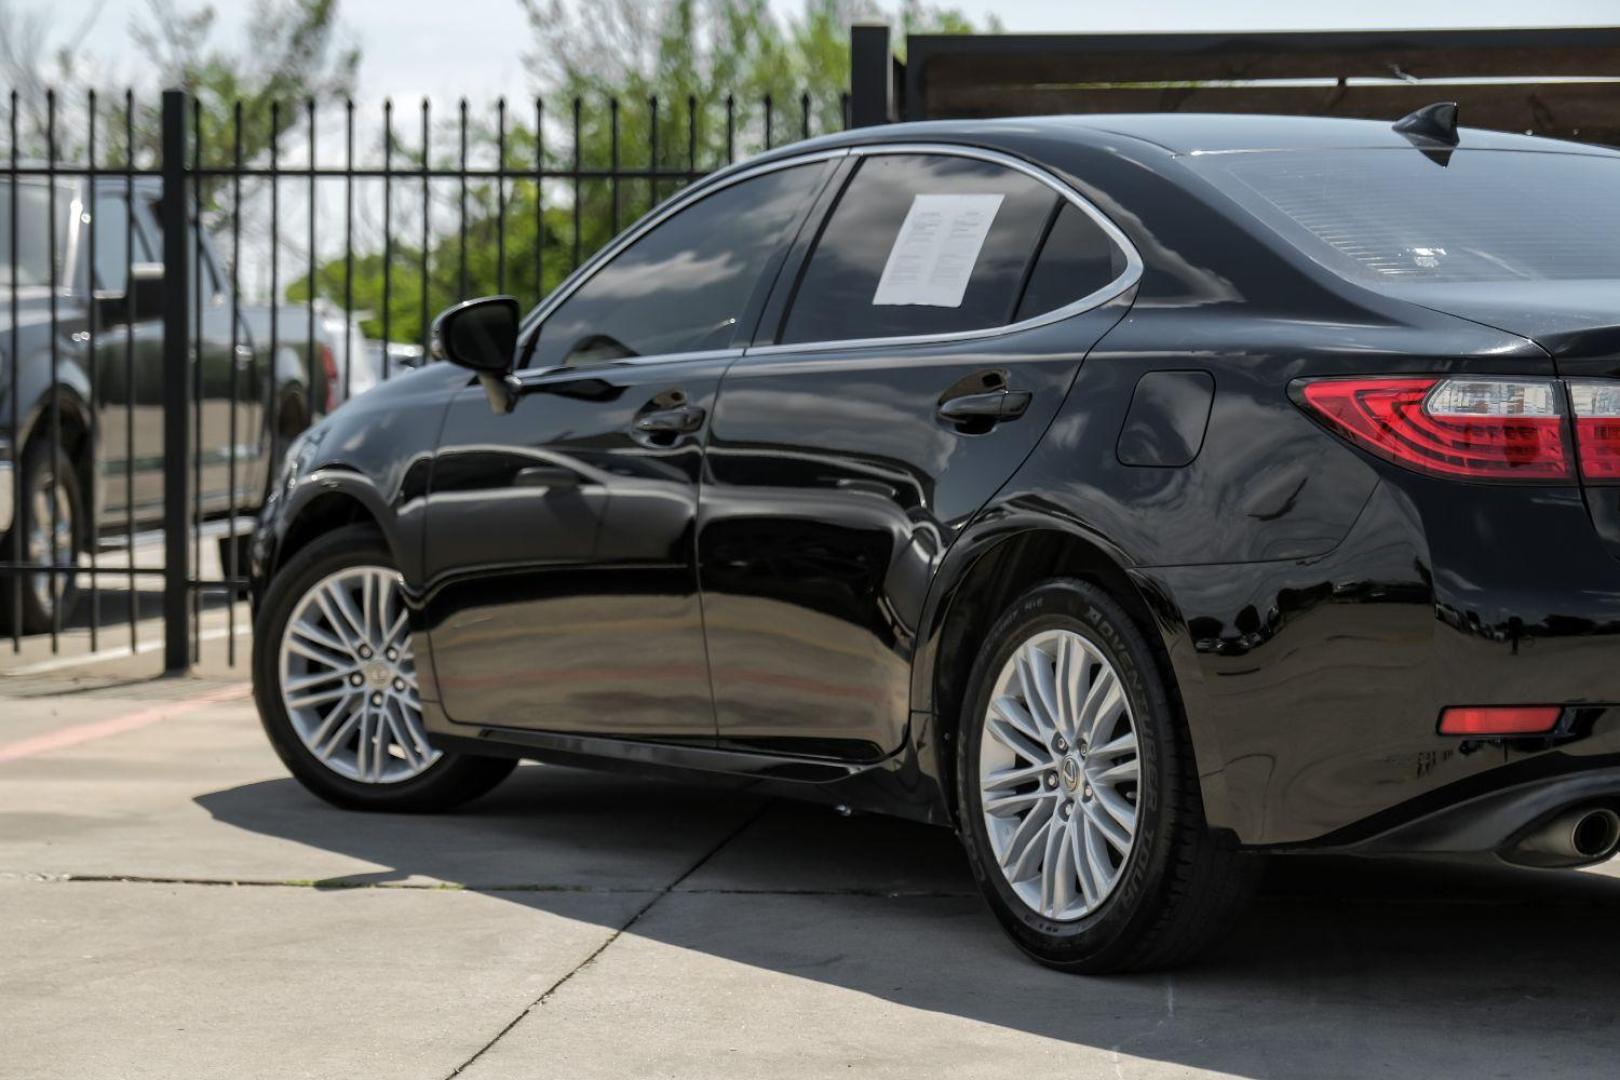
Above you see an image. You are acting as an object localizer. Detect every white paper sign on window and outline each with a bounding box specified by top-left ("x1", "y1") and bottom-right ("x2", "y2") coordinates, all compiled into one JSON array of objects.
[{"x1": 872, "y1": 193, "x2": 1004, "y2": 308}]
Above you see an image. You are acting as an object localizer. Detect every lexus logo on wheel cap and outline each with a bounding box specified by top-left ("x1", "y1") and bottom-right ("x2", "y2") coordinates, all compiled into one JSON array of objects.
[{"x1": 1060, "y1": 755, "x2": 1082, "y2": 792}]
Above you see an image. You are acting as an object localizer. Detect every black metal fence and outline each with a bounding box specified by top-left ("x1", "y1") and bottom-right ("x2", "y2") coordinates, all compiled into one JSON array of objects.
[{"x1": 2, "y1": 86, "x2": 849, "y2": 673}]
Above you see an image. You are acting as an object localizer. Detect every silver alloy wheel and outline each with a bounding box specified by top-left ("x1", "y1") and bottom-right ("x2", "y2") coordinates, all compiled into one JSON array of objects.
[
  {"x1": 26, "y1": 468, "x2": 74, "y2": 615},
  {"x1": 277, "y1": 565, "x2": 441, "y2": 784},
  {"x1": 978, "y1": 628, "x2": 1141, "y2": 921}
]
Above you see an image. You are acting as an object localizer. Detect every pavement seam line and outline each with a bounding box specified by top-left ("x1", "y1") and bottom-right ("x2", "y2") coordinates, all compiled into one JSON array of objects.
[
  {"x1": 442, "y1": 802, "x2": 770, "y2": 1080},
  {"x1": 14, "y1": 872, "x2": 978, "y2": 898},
  {"x1": 13, "y1": 874, "x2": 1618, "y2": 909}
]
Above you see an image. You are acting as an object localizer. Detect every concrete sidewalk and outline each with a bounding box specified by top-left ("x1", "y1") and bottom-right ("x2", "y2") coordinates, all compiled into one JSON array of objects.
[{"x1": 4, "y1": 673, "x2": 1620, "y2": 1079}]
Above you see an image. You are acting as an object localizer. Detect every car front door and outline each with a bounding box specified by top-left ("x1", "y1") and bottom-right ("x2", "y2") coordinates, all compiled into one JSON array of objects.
[
  {"x1": 131, "y1": 193, "x2": 258, "y2": 519},
  {"x1": 422, "y1": 157, "x2": 834, "y2": 741},
  {"x1": 699, "y1": 148, "x2": 1139, "y2": 761}
]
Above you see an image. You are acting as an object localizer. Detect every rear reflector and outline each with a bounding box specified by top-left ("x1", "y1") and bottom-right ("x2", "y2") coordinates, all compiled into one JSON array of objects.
[
  {"x1": 320, "y1": 342, "x2": 340, "y2": 413},
  {"x1": 1438, "y1": 706, "x2": 1562, "y2": 736},
  {"x1": 1297, "y1": 377, "x2": 1570, "y2": 481},
  {"x1": 1568, "y1": 380, "x2": 1620, "y2": 482}
]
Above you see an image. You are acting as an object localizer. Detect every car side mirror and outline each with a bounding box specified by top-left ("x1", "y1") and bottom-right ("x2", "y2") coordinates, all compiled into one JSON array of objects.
[
  {"x1": 130, "y1": 262, "x2": 165, "y2": 320},
  {"x1": 93, "y1": 261, "x2": 164, "y2": 325},
  {"x1": 432, "y1": 295, "x2": 521, "y2": 413}
]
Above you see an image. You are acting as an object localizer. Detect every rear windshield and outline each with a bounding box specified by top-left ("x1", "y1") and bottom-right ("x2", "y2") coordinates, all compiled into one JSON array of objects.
[{"x1": 1192, "y1": 148, "x2": 1620, "y2": 286}]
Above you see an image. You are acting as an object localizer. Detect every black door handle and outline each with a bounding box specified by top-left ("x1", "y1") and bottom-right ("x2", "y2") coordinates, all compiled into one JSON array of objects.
[
  {"x1": 937, "y1": 391, "x2": 1004, "y2": 420},
  {"x1": 1001, "y1": 391, "x2": 1033, "y2": 419},
  {"x1": 633, "y1": 404, "x2": 706, "y2": 435},
  {"x1": 937, "y1": 389, "x2": 1033, "y2": 424}
]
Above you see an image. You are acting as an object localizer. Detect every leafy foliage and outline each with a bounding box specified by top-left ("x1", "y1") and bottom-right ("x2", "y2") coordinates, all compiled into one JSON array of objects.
[
  {"x1": 2, "y1": 0, "x2": 991, "y2": 344},
  {"x1": 312, "y1": 0, "x2": 994, "y2": 343},
  {"x1": 137, "y1": 0, "x2": 359, "y2": 170},
  {"x1": 0, "y1": 0, "x2": 357, "y2": 168}
]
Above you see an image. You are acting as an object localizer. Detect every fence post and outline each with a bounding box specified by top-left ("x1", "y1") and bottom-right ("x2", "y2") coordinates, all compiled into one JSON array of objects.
[
  {"x1": 160, "y1": 89, "x2": 191, "y2": 674},
  {"x1": 849, "y1": 23, "x2": 893, "y2": 128}
]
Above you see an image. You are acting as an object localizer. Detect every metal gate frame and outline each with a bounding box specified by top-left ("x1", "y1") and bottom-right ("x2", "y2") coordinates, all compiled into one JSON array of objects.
[
  {"x1": 6, "y1": 85, "x2": 848, "y2": 675},
  {"x1": 159, "y1": 90, "x2": 190, "y2": 673}
]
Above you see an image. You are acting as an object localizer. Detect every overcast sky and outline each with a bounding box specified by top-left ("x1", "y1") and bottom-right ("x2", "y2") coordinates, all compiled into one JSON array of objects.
[{"x1": 32, "y1": 0, "x2": 1620, "y2": 112}]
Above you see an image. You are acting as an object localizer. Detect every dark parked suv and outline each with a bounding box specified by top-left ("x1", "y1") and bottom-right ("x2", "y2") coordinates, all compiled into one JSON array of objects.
[
  {"x1": 251, "y1": 108, "x2": 1620, "y2": 971},
  {"x1": 1, "y1": 175, "x2": 367, "y2": 632}
]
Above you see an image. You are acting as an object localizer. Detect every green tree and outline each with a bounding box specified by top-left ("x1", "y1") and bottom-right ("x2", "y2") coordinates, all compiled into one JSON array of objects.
[
  {"x1": 0, "y1": 0, "x2": 356, "y2": 175},
  {"x1": 312, "y1": 0, "x2": 991, "y2": 345},
  {"x1": 137, "y1": 0, "x2": 359, "y2": 173}
]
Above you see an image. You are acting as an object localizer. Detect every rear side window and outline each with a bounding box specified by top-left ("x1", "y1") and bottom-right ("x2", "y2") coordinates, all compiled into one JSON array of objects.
[
  {"x1": 1014, "y1": 203, "x2": 1130, "y2": 322},
  {"x1": 533, "y1": 162, "x2": 827, "y2": 367},
  {"x1": 780, "y1": 154, "x2": 1060, "y2": 344},
  {"x1": 0, "y1": 184, "x2": 72, "y2": 287}
]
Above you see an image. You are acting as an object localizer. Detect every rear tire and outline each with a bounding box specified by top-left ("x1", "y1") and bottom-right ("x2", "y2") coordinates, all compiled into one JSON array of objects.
[
  {"x1": 252, "y1": 524, "x2": 515, "y2": 812},
  {"x1": 954, "y1": 578, "x2": 1259, "y2": 973},
  {"x1": 0, "y1": 439, "x2": 83, "y2": 635}
]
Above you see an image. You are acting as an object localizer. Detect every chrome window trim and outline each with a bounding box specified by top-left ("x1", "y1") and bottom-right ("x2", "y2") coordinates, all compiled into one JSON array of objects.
[
  {"x1": 513, "y1": 140, "x2": 1144, "y2": 370},
  {"x1": 510, "y1": 347, "x2": 743, "y2": 387},
  {"x1": 61, "y1": 187, "x2": 86, "y2": 297},
  {"x1": 746, "y1": 142, "x2": 1144, "y2": 358},
  {"x1": 515, "y1": 148, "x2": 851, "y2": 368}
]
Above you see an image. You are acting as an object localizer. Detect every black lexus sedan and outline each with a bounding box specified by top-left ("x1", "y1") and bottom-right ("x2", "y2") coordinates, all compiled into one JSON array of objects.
[{"x1": 249, "y1": 107, "x2": 1620, "y2": 973}]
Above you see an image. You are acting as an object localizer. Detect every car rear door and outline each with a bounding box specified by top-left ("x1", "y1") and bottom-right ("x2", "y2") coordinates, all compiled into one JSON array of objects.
[
  {"x1": 699, "y1": 147, "x2": 1139, "y2": 761},
  {"x1": 422, "y1": 157, "x2": 834, "y2": 741}
]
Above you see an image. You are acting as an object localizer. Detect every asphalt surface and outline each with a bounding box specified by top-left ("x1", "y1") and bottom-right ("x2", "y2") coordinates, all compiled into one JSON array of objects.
[{"x1": 5, "y1": 666, "x2": 1620, "y2": 1079}]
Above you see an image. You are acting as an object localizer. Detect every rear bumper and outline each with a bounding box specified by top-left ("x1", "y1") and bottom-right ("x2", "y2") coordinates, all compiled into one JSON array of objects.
[
  {"x1": 1313, "y1": 753, "x2": 1620, "y2": 857},
  {"x1": 1141, "y1": 476, "x2": 1620, "y2": 850}
]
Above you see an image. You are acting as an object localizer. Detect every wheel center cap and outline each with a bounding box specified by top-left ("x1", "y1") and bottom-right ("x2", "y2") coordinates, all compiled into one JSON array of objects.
[
  {"x1": 1059, "y1": 755, "x2": 1082, "y2": 793},
  {"x1": 365, "y1": 661, "x2": 391, "y2": 688}
]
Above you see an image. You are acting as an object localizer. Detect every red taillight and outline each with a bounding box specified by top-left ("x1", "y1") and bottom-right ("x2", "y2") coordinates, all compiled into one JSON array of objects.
[
  {"x1": 1568, "y1": 380, "x2": 1620, "y2": 482},
  {"x1": 1297, "y1": 377, "x2": 1570, "y2": 481},
  {"x1": 320, "y1": 343, "x2": 339, "y2": 413},
  {"x1": 1439, "y1": 706, "x2": 1562, "y2": 736}
]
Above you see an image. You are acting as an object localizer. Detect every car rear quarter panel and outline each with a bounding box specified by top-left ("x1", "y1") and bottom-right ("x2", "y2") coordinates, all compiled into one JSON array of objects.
[{"x1": 912, "y1": 128, "x2": 1603, "y2": 845}]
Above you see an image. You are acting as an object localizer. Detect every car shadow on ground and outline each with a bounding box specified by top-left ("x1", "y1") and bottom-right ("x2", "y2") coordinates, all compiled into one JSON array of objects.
[{"x1": 197, "y1": 765, "x2": 1620, "y2": 1077}]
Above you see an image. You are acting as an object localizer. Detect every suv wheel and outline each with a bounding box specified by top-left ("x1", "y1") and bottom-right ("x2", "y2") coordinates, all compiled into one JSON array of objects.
[
  {"x1": 955, "y1": 578, "x2": 1259, "y2": 973},
  {"x1": 252, "y1": 524, "x2": 515, "y2": 811},
  {"x1": 1, "y1": 440, "x2": 82, "y2": 635}
]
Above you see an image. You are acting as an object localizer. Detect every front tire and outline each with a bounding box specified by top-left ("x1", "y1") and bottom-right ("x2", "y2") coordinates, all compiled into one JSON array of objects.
[
  {"x1": 955, "y1": 578, "x2": 1258, "y2": 973},
  {"x1": 252, "y1": 524, "x2": 515, "y2": 812},
  {"x1": 0, "y1": 439, "x2": 83, "y2": 635}
]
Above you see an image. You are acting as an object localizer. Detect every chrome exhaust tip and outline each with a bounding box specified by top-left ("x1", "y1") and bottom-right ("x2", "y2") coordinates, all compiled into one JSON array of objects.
[
  {"x1": 1571, "y1": 808, "x2": 1620, "y2": 860},
  {"x1": 1501, "y1": 806, "x2": 1620, "y2": 869}
]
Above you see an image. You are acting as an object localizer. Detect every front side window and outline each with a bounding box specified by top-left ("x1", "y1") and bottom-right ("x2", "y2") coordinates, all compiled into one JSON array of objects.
[
  {"x1": 139, "y1": 194, "x2": 223, "y2": 298},
  {"x1": 780, "y1": 154, "x2": 1064, "y2": 344},
  {"x1": 532, "y1": 162, "x2": 827, "y2": 368},
  {"x1": 91, "y1": 193, "x2": 149, "y2": 295},
  {"x1": 0, "y1": 183, "x2": 72, "y2": 287}
]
